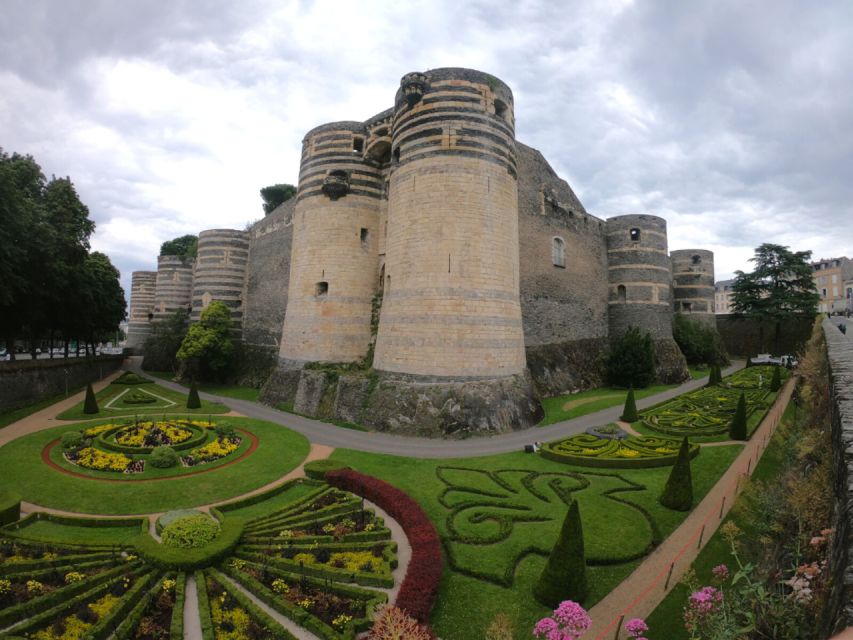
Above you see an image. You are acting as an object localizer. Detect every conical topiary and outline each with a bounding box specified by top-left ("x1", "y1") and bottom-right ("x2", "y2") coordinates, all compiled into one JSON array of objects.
[
  {"x1": 533, "y1": 500, "x2": 588, "y2": 607},
  {"x1": 659, "y1": 437, "x2": 693, "y2": 511},
  {"x1": 83, "y1": 383, "x2": 99, "y2": 414},
  {"x1": 706, "y1": 365, "x2": 719, "y2": 387},
  {"x1": 769, "y1": 365, "x2": 781, "y2": 392},
  {"x1": 620, "y1": 387, "x2": 639, "y2": 422},
  {"x1": 186, "y1": 381, "x2": 201, "y2": 409},
  {"x1": 745, "y1": 357, "x2": 752, "y2": 368},
  {"x1": 729, "y1": 393, "x2": 748, "y2": 441}
]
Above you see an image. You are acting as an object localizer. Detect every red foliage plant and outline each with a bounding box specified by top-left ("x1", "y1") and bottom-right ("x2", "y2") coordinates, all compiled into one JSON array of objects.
[{"x1": 324, "y1": 469, "x2": 443, "y2": 624}]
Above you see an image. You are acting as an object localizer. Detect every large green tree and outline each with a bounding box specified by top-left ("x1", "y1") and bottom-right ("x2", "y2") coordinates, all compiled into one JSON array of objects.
[
  {"x1": 730, "y1": 243, "x2": 819, "y2": 354},
  {"x1": 260, "y1": 183, "x2": 296, "y2": 215},
  {"x1": 160, "y1": 234, "x2": 198, "y2": 258},
  {"x1": 176, "y1": 301, "x2": 234, "y2": 380}
]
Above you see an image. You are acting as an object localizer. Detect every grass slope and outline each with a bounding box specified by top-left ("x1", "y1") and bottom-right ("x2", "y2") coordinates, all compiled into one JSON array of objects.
[
  {"x1": 7, "y1": 518, "x2": 144, "y2": 546},
  {"x1": 56, "y1": 382, "x2": 229, "y2": 420},
  {"x1": 144, "y1": 371, "x2": 261, "y2": 402},
  {"x1": 0, "y1": 417, "x2": 309, "y2": 514},
  {"x1": 0, "y1": 387, "x2": 85, "y2": 429},
  {"x1": 329, "y1": 445, "x2": 741, "y2": 640}
]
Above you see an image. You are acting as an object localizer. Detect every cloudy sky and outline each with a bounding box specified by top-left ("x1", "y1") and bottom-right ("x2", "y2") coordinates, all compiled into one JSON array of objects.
[{"x1": 1, "y1": 0, "x2": 851, "y2": 299}]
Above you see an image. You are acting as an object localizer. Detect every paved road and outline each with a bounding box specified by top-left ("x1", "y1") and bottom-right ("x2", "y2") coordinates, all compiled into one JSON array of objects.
[{"x1": 128, "y1": 358, "x2": 743, "y2": 458}]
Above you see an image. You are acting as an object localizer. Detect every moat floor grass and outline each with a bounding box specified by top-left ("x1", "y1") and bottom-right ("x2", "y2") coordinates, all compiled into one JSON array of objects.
[
  {"x1": 644, "y1": 405, "x2": 790, "y2": 639},
  {"x1": 329, "y1": 444, "x2": 741, "y2": 640},
  {"x1": 56, "y1": 381, "x2": 229, "y2": 421},
  {"x1": 144, "y1": 371, "x2": 261, "y2": 402},
  {"x1": 0, "y1": 417, "x2": 309, "y2": 514},
  {"x1": 0, "y1": 387, "x2": 86, "y2": 429}
]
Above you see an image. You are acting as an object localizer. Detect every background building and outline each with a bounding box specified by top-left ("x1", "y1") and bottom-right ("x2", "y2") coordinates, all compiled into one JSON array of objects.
[
  {"x1": 715, "y1": 279, "x2": 735, "y2": 314},
  {"x1": 812, "y1": 257, "x2": 852, "y2": 313}
]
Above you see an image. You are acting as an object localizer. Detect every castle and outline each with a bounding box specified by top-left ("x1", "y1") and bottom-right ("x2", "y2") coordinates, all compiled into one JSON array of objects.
[{"x1": 126, "y1": 68, "x2": 717, "y2": 437}]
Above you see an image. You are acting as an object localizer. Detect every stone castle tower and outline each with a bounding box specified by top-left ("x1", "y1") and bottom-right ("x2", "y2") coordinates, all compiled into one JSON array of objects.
[{"x1": 128, "y1": 67, "x2": 716, "y2": 436}]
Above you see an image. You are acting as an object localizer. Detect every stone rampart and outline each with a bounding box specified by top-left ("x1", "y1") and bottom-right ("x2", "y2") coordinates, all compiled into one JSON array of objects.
[
  {"x1": 190, "y1": 229, "x2": 250, "y2": 328},
  {"x1": 671, "y1": 249, "x2": 715, "y2": 324},
  {"x1": 716, "y1": 315, "x2": 814, "y2": 356}
]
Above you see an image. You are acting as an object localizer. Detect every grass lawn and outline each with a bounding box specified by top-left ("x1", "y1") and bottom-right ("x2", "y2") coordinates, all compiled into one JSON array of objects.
[
  {"x1": 0, "y1": 417, "x2": 309, "y2": 514},
  {"x1": 56, "y1": 381, "x2": 229, "y2": 421},
  {"x1": 0, "y1": 387, "x2": 85, "y2": 429},
  {"x1": 329, "y1": 444, "x2": 742, "y2": 640},
  {"x1": 645, "y1": 405, "x2": 791, "y2": 639},
  {"x1": 6, "y1": 518, "x2": 145, "y2": 546},
  {"x1": 215, "y1": 481, "x2": 319, "y2": 521},
  {"x1": 145, "y1": 371, "x2": 261, "y2": 402}
]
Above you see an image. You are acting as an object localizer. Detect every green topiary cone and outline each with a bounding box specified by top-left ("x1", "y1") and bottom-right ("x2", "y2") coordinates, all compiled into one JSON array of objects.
[
  {"x1": 186, "y1": 381, "x2": 201, "y2": 409},
  {"x1": 620, "y1": 387, "x2": 639, "y2": 422},
  {"x1": 533, "y1": 500, "x2": 588, "y2": 607},
  {"x1": 769, "y1": 365, "x2": 781, "y2": 392},
  {"x1": 729, "y1": 393, "x2": 748, "y2": 440},
  {"x1": 83, "y1": 383, "x2": 99, "y2": 414},
  {"x1": 659, "y1": 437, "x2": 693, "y2": 511},
  {"x1": 706, "y1": 365, "x2": 717, "y2": 387}
]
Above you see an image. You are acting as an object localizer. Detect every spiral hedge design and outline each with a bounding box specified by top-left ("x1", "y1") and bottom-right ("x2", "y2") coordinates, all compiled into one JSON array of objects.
[{"x1": 540, "y1": 434, "x2": 699, "y2": 468}]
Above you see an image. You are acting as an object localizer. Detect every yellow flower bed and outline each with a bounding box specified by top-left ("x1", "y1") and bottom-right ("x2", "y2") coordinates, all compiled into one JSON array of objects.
[
  {"x1": 72, "y1": 447, "x2": 131, "y2": 472},
  {"x1": 329, "y1": 551, "x2": 384, "y2": 573},
  {"x1": 31, "y1": 594, "x2": 119, "y2": 640},
  {"x1": 114, "y1": 422, "x2": 192, "y2": 447},
  {"x1": 184, "y1": 437, "x2": 240, "y2": 465},
  {"x1": 83, "y1": 424, "x2": 119, "y2": 437},
  {"x1": 211, "y1": 590, "x2": 252, "y2": 640}
]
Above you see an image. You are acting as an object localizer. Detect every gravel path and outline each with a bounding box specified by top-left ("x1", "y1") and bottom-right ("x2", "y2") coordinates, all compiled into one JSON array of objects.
[{"x1": 183, "y1": 574, "x2": 203, "y2": 640}]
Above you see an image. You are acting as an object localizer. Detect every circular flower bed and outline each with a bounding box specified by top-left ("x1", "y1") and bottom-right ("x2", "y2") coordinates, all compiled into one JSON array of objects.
[
  {"x1": 161, "y1": 514, "x2": 221, "y2": 548},
  {"x1": 114, "y1": 422, "x2": 193, "y2": 448},
  {"x1": 540, "y1": 433, "x2": 699, "y2": 468}
]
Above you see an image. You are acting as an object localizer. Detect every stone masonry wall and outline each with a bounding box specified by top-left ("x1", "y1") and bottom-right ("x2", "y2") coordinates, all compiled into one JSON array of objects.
[{"x1": 0, "y1": 356, "x2": 123, "y2": 414}]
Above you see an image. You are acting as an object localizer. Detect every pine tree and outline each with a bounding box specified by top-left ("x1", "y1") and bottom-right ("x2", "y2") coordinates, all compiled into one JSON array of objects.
[
  {"x1": 729, "y1": 393, "x2": 748, "y2": 440},
  {"x1": 770, "y1": 365, "x2": 781, "y2": 392},
  {"x1": 83, "y1": 383, "x2": 98, "y2": 414},
  {"x1": 659, "y1": 437, "x2": 693, "y2": 511},
  {"x1": 620, "y1": 387, "x2": 639, "y2": 422},
  {"x1": 186, "y1": 381, "x2": 201, "y2": 409},
  {"x1": 533, "y1": 500, "x2": 588, "y2": 607}
]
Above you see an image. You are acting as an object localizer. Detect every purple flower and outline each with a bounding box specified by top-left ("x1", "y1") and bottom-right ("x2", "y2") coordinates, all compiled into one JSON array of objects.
[
  {"x1": 553, "y1": 600, "x2": 592, "y2": 635},
  {"x1": 624, "y1": 618, "x2": 649, "y2": 638},
  {"x1": 712, "y1": 564, "x2": 730, "y2": 581}
]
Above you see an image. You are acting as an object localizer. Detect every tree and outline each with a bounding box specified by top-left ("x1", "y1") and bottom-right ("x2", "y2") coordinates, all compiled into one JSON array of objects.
[
  {"x1": 673, "y1": 314, "x2": 728, "y2": 367},
  {"x1": 606, "y1": 327, "x2": 656, "y2": 388},
  {"x1": 729, "y1": 393, "x2": 748, "y2": 441},
  {"x1": 770, "y1": 365, "x2": 781, "y2": 392},
  {"x1": 533, "y1": 500, "x2": 588, "y2": 607},
  {"x1": 176, "y1": 301, "x2": 234, "y2": 381},
  {"x1": 260, "y1": 183, "x2": 297, "y2": 215},
  {"x1": 730, "y1": 243, "x2": 819, "y2": 354},
  {"x1": 83, "y1": 383, "x2": 99, "y2": 414},
  {"x1": 160, "y1": 235, "x2": 198, "y2": 258},
  {"x1": 659, "y1": 438, "x2": 693, "y2": 511},
  {"x1": 620, "y1": 387, "x2": 639, "y2": 422},
  {"x1": 142, "y1": 308, "x2": 190, "y2": 372}
]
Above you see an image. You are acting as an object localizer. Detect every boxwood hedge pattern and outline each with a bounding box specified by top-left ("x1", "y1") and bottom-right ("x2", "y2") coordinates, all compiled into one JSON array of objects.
[
  {"x1": 0, "y1": 479, "x2": 399, "y2": 640},
  {"x1": 540, "y1": 434, "x2": 699, "y2": 469},
  {"x1": 640, "y1": 365, "x2": 784, "y2": 437}
]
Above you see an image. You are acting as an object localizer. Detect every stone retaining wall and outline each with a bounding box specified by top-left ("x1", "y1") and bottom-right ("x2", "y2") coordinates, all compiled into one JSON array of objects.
[{"x1": 0, "y1": 356, "x2": 123, "y2": 414}]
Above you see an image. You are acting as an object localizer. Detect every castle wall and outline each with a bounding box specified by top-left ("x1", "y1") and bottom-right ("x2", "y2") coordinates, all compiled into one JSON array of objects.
[
  {"x1": 241, "y1": 200, "x2": 295, "y2": 349},
  {"x1": 373, "y1": 68, "x2": 527, "y2": 379},
  {"x1": 671, "y1": 248, "x2": 716, "y2": 325},
  {"x1": 190, "y1": 229, "x2": 250, "y2": 329},
  {"x1": 278, "y1": 122, "x2": 383, "y2": 364},
  {"x1": 153, "y1": 255, "x2": 195, "y2": 322},
  {"x1": 125, "y1": 270, "x2": 157, "y2": 352}
]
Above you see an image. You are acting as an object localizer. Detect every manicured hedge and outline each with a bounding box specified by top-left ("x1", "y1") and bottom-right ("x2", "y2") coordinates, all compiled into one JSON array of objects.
[
  {"x1": 0, "y1": 489, "x2": 21, "y2": 526},
  {"x1": 540, "y1": 434, "x2": 700, "y2": 469},
  {"x1": 207, "y1": 568, "x2": 299, "y2": 640},
  {"x1": 325, "y1": 469, "x2": 442, "y2": 624},
  {"x1": 4, "y1": 510, "x2": 148, "y2": 532},
  {"x1": 215, "y1": 478, "x2": 324, "y2": 516},
  {"x1": 170, "y1": 571, "x2": 187, "y2": 639},
  {"x1": 304, "y1": 458, "x2": 351, "y2": 480},
  {"x1": 95, "y1": 422, "x2": 208, "y2": 454},
  {"x1": 195, "y1": 570, "x2": 215, "y2": 640},
  {"x1": 131, "y1": 517, "x2": 244, "y2": 570},
  {"x1": 0, "y1": 550, "x2": 120, "y2": 575},
  {"x1": 235, "y1": 549, "x2": 395, "y2": 588}
]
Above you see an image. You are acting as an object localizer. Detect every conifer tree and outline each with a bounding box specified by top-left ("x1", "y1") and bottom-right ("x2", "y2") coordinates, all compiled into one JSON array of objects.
[
  {"x1": 706, "y1": 365, "x2": 719, "y2": 387},
  {"x1": 729, "y1": 393, "x2": 748, "y2": 441},
  {"x1": 659, "y1": 437, "x2": 693, "y2": 511},
  {"x1": 770, "y1": 365, "x2": 781, "y2": 392},
  {"x1": 620, "y1": 387, "x2": 639, "y2": 422},
  {"x1": 83, "y1": 383, "x2": 98, "y2": 414},
  {"x1": 533, "y1": 500, "x2": 588, "y2": 607},
  {"x1": 186, "y1": 381, "x2": 201, "y2": 409}
]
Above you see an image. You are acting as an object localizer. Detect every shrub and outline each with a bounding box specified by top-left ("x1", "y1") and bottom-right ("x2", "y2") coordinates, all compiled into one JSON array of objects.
[
  {"x1": 770, "y1": 365, "x2": 781, "y2": 392},
  {"x1": 61, "y1": 431, "x2": 85, "y2": 450},
  {"x1": 150, "y1": 446, "x2": 179, "y2": 468},
  {"x1": 187, "y1": 381, "x2": 201, "y2": 409},
  {"x1": 533, "y1": 500, "x2": 588, "y2": 607},
  {"x1": 729, "y1": 393, "x2": 748, "y2": 441},
  {"x1": 673, "y1": 313, "x2": 729, "y2": 366},
  {"x1": 367, "y1": 605, "x2": 433, "y2": 640},
  {"x1": 0, "y1": 489, "x2": 21, "y2": 526},
  {"x1": 606, "y1": 327, "x2": 655, "y2": 388},
  {"x1": 706, "y1": 364, "x2": 721, "y2": 387},
  {"x1": 161, "y1": 515, "x2": 220, "y2": 548},
  {"x1": 303, "y1": 459, "x2": 351, "y2": 481},
  {"x1": 659, "y1": 437, "x2": 694, "y2": 511},
  {"x1": 83, "y1": 383, "x2": 99, "y2": 414},
  {"x1": 124, "y1": 390, "x2": 156, "y2": 404},
  {"x1": 214, "y1": 423, "x2": 235, "y2": 439},
  {"x1": 620, "y1": 387, "x2": 638, "y2": 422},
  {"x1": 113, "y1": 371, "x2": 151, "y2": 385}
]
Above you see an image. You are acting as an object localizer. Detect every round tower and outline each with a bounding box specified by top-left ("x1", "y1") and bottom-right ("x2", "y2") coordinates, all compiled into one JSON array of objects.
[
  {"x1": 191, "y1": 229, "x2": 250, "y2": 329},
  {"x1": 373, "y1": 68, "x2": 526, "y2": 378},
  {"x1": 671, "y1": 249, "x2": 716, "y2": 326},
  {"x1": 606, "y1": 214, "x2": 689, "y2": 382},
  {"x1": 125, "y1": 271, "x2": 157, "y2": 352},
  {"x1": 278, "y1": 121, "x2": 384, "y2": 364},
  {"x1": 153, "y1": 255, "x2": 195, "y2": 323}
]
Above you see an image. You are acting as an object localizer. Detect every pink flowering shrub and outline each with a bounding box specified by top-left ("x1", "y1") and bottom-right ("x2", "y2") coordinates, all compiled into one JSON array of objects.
[
  {"x1": 624, "y1": 617, "x2": 649, "y2": 639},
  {"x1": 532, "y1": 601, "x2": 649, "y2": 640}
]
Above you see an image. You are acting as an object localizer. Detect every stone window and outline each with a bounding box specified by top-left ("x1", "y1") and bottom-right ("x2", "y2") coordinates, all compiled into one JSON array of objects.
[
  {"x1": 692, "y1": 254, "x2": 701, "y2": 265},
  {"x1": 552, "y1": 237, "x2": 566, "y2": 268},
  {"x1": 393, "y1": 147, "x2": 401, "y2": 163},
  {"x1": 630, "y1": 228, "x2": 641, "y2": 242},
  {"x1": 360, "y1": 228, "x2": 369, "y2": 249},
  {"x1": 494, "y1": 99, "x2": 508, "y2": 121},
  {"x1": 617, "y1": 285, "x2": 626, "y2": 302},
  {"x1": 315, "y1": 281, "x2": 328, "y2": 297},
  {"x1": 353, "y1": 136, "x2": 364, "y2": 153},
  {"x1": 683, "y1": 301, "x2": 693, "y2": 312}
]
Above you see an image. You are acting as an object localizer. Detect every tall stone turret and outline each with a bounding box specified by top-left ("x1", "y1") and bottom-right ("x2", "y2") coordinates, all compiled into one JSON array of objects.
[
  {"x1": 277, "y1": 121, "x2": 384, "y2": 365},
  {"x1": 191, "y1": 229, "x2": 250, "y2": 330},
  {"x1": 373, "y1": 68, "x2": 526, "y2": 379},
  {"x1": 606, "y1": 214, "x2": 688, "y2": 383},
  {"x1": 126, "y1": 271, "x2": 157, "y2": 352},
  {"x1": 671, "y1": 249, "x2": 716, "y2": 326},
  {"x1": 153, "y1": 255, "x2": 195, "y2": 323}
]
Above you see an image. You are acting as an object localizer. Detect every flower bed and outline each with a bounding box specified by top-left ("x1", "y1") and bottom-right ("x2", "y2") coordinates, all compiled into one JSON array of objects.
[
  {"x1": 541, "y1": 434, "x2": 699, "y2": 468},
  {"x1": 723, "y1": 364, "x2": 788, "y2": 389},
  {"x1": 182, "y1": 435, "x2": 242, "y2": 466},
  {"x1": 64, "y1": 447, "x2": 136, "y2": 473},
  {"x1": 113, "y1": 422, "x2": 192, "y2": 447},
  {"x1": 641, "y1": 386, "x2": 772, "y2": 437},
  {"x1": 325, "y1": 469, "x2": 442, "y2": 624}
]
